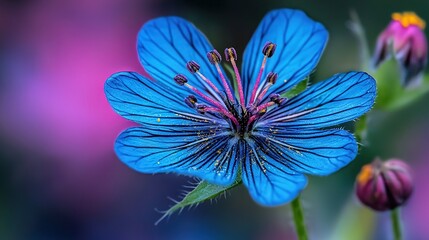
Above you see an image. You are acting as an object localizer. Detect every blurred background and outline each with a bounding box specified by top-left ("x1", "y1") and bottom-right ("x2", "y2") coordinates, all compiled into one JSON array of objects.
[{"x1": 1, "y1": 0, "x2": 428, "y2": 239}]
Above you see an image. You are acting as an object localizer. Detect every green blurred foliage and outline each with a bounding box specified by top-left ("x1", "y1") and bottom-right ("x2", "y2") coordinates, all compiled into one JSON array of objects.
[{"x1": 373, "y1": 60, "x2": 429, "y2": 111}]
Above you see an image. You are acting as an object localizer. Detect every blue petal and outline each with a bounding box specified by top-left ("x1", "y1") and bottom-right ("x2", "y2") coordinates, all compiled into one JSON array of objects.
[
  {"x1": 259, "y1": 71, "x2": 376, "y2": 129},
  {"x1": 105, "y1": 71, "x2": 228, "y2": 127},
  {"x1": 240, "y1": 139, "x2": 307, "y2": 206},
  {"x1": 137, "y1": 17, "x2": 231, "y2": 100},
  {"x1": 115, "y1": 127, "x2": 239, "y2": 186},
  {"x1": 252, "y1": 129, "x2": 357, "y2": 176},
  {"x1": 241, "y1": 9, "x2": 328, "y2": 104}
]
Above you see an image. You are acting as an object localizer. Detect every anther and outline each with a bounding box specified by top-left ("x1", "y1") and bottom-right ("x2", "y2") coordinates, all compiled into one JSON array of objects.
[
  {"x1": 207, "y1": 50, "x2": 222, "y2": 64},
  {"x1": 174, "y1": 74, "x2": 188, "y2": 85},
  {"x1": 262, "y1": 42, "x2": 277, "y2": 58},
  {"x1": 224, "y1": 48, "x2": 237, "y2": 62},
  {"x1": 267, "y1": 72, "x2": 278, "y2": 85},
  {"x1": 196, "y1": 104, "x2": 207, "y2": 114},
  {"x1": 269, "y1": 93, "x2": 287, "y2": 105},
  {"x1": 184, "y1": 95, "x2": 198, "y2": 108},
  {"x1": 186, "y1": 61, "x2": 200, "y2": 73}
]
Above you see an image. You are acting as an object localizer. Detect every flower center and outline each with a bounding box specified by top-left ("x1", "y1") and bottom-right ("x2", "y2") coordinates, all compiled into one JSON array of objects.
[{"x1": 174, "y1": 42, "x2": 286, "y2": 138}]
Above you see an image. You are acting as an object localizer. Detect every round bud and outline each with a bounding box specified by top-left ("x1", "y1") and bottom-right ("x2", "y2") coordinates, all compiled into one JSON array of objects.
[{"x1": 356, "y1": 158, "x2": 413, "y2": 211}]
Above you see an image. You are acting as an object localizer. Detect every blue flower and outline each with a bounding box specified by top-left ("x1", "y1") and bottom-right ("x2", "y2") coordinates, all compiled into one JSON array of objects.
[{"x1": 105, "y1": 9, "x2": 376, "y2": 206}]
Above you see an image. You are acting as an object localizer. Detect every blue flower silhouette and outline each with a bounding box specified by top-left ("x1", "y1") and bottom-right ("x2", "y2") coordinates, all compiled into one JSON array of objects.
[{"x1": 105, "y1": 9, "x2": 376, "y2": 206}]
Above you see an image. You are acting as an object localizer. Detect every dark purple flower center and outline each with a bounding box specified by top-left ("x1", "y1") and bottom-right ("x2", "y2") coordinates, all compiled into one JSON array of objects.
[{"x1": 174, "y1": 42, "x2": 286, "y2": 138}]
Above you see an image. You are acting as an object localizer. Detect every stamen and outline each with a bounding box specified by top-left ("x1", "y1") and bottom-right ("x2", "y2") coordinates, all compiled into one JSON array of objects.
[
  {"x1": 207, "y1": 49, "x2": 235, "y2": 103},
  {"x1": 267, "y1": 72, "x2": 278, "y2": 85},
  {"x1": 249, "y1": 42, "x2": 277, "y2": 105},
  {"x1": 196, "y1": 104, "x2": 209, "y2": 114},
  {"x1": 186, "y1": 60, "x2": 200, "y2": 73},
  {"x1": 174, "y1": 74, "x2": 238, "y2": 125},
  {"x1": 184, "y1": 82, "x2": 223, "y2": 109},
  {"x1": 256, "y1": 72, "x2": 278, "y2": 103},
  {"x1": 207, "y1": 50, "x2": 222, "y2": 64},
  {"x1": 225, "y1": 47, "x2": 245, "y2": 106},
  {"x1": 184, "y1": 95, "x2": 198, "y2": 108},
  {"x1": 196, "y1": 104, "x2": 239, "y2": 126},
  {"x1": 174, "y1": 74, "x2": 188, "y2": 86},
  {"x1": 247, "y1": 107, "x2": 268, "y2": 126},
  {"x1": 186, "y1": 60, "x2": 224, "y2": 103},
  {"x1": 255, "y1": 101, "x2": 275, "y2": 114},
  {"x1": 262, "y1": 42, "x2": 277, "y2": 58},
  {"x1": 224, "y1": 48, "x2": 237, "y2": 61},
  {"x1": 195, "y1": 72, "x2": 220, "y2": 93},
  {"x1": 269, "y1": 93, "x2": 287, "y2": 106}
]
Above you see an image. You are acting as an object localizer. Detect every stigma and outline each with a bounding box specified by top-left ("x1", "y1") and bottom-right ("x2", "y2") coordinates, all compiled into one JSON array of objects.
[{"x1": 173, "y1": 41, "x2": 285, "y2": 137}]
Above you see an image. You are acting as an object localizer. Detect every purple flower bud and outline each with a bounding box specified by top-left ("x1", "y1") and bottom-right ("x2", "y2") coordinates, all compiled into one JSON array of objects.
[
  {"x1": 186, "y1": 61, "x2": 200, "y2": 73},
  {"x1": 355, "y1": 158, "x2": 413, "y2": 211},
  {"x1": 373, "y1": 12, "x2": 427, "y2": 87}
]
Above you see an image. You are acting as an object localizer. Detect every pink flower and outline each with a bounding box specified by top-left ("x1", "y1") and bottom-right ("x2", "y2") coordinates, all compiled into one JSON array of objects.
[{"x1": 373, "y1": 12, "x2": 427, "y2": 87}]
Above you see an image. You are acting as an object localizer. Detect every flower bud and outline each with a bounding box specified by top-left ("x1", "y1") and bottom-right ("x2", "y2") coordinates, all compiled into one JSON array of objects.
[
  {"x1": 355, "y1": 158, "x2": 413, "y2": 211},
  {"x1": 372, "y1": 12, "x2": 427, "y2": 87}
]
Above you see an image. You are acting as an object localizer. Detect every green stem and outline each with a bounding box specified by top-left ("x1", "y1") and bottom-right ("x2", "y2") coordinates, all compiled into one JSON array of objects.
[
  {"x1": 391, "y1": 208, "x2": 402, "y2": 240},
  {"x1": 291, "y1": 195, "x2": 309, "y2": 240}
]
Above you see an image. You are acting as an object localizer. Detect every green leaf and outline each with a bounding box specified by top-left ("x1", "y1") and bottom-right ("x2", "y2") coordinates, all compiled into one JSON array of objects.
[
  {"x1": 156, "y1": 178, "x2": 242, "y2": 225},
  {"x1": 283, "y1": 76, "x2": 309, "y2": 99},
  {"x1": 373, "y1": 60, "x2": 429, "y2": 111}
]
